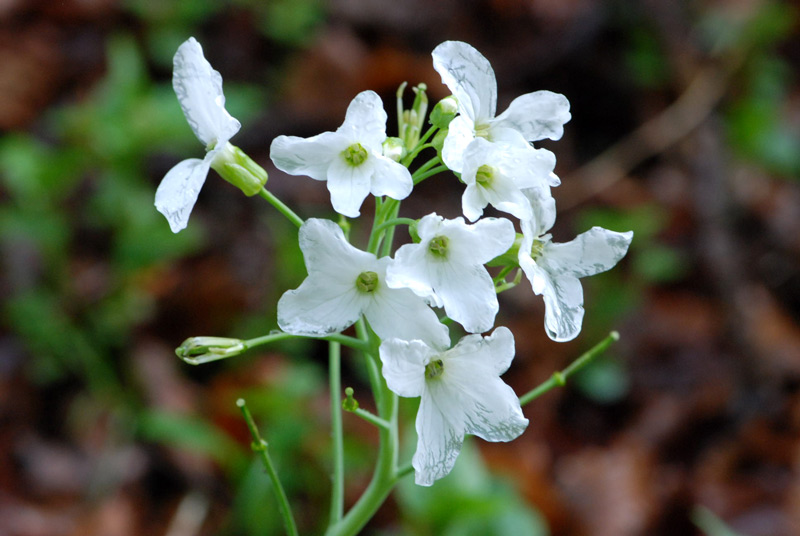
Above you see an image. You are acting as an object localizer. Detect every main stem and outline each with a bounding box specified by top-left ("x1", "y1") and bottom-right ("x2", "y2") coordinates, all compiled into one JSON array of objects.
[{"x1": 329, "y1": 341, "x2": 344, "y2": 524}]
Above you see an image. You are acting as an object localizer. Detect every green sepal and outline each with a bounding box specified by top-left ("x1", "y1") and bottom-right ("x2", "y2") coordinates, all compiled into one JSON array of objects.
[{"x1": 211, "y1": 143, "x2": 268, "y2": 197}]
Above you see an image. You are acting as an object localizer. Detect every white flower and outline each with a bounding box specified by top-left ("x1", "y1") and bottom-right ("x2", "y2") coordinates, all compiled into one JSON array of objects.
[
  {"x1": 460, "y1": 137, "x2": 560, "y2": 222},
  {"x1": 277, "y1": 218, "x2": 450, "y2": 350},
  {"x1": 519, "y1": 189, "x2": 633, "y2": 342},
  {"x1": 386, "y1": 213, "x2": 515, "y2": 333},
  {"x1": 270, "y1": 91, "x2": 413, "y2": 218},
  {"x1": 379, "y1": 327, "x2": 528, "y2": 486},
  {"x1": 155, "y1": 37, "x2": 242, "y2": 233},
  {"x1": 431, "y1": 40, "x2": 571, "y2": 173}
]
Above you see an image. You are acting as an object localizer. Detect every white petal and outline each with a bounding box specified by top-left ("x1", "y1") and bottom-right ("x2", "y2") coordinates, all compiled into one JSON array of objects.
[
  {"x1": 446, "y1": 326, "x2": 516, "y2": 378},
  {"x1": 441, "y1": 216, "x2": 516, "y2": 265},
  {"x1": 546, "y1": 228, "x2": 633, "y2": 278},
  {"x1": 413, "y1": 393, "x2": 463, "y2": 486},
  {"x1": 461, "y1": 183, "x2": 489, "y2": 222},
  {"x1": 386, "y1": 242, "x2": 440, "y2": 306},
  {"x1": 369, "y1": 155, "x2": 413, "y2": 201},
  {"x1": 296, "y1": 218, "x2": 375, "y2": 276},
  {"x1": 431, "y1": 41, "x2": 497, "y2": 123},
  {"x1": 379, "y1": 338, "x2": 432, "y2": 398},
  {"x1": 500, "y1": 146, "x2": 558, "y2": 189},
  {"x1": 172, "y1": 37, "x2": 240, "y2": 147},
  {"x1": 539, "y1": 268, "x2": 585, "y2": 342},
  {"x1": 154, "y1": 157, "x2": 210, "y2": 233},
  {"x1": 441, "y1": 114, "x2": 475, "y2": 173},
  {"x1": 269, "y1": 131, "x2": 347, "y2": 182},
  {"x1": 521, "y1": 187, "x2": 557, "y2": 236},
  {"x1": 326, "y1": 154, "x2": 374, "y2": 217},
  {"x1": 433, "y1": 261, "x2": 499, "y2": 333},
  {"x1": 337, "y1": 90, "x2": 387, "y2": 151},
  {"x1": 277, "y1": 272, "x2": 366, "y2": 336},
  {"x1": 367, "y1": 262, "x2": 450, "y2": 350},
  {"x1": 493, "y1": 90, "x2": 571, "y2": 142},
  {"x1": 277, "y1": 219, "x2": 374, "y2": 335}
]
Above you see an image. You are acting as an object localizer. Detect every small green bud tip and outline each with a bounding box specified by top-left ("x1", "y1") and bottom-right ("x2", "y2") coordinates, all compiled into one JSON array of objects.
[
  {"x1": 343, "y1": 387, "x2": 359, "y2": 411},
  {"x1": 610, "y1": 331, "x2": 620, "y2": 341},
  {"x1": 343, "y1": 143, "x2": 369, "y2": 167},
  {"x1": 236, "y1": 398, "x2": 245, "y2": 408},
  {"x1": 425, "y1": 359, "x2": 444, "y2": 379},
  {"x1": 355, "y1": 271, "x2": 379, "y2": 293},
  {"x1": 475, "y1": 164, "x2": 495, "y2": 187},
  {"x1": 430, "y1": 96, "x2": 458, "y2": 128},
  {"x1": 428, "y1": 235, "x2": 449, "y2": 258}
]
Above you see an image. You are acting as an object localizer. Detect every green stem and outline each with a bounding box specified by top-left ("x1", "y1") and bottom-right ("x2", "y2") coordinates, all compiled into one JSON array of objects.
[
  {"x1": 347, "y1": 408, "x2": 390, "y2": 430},
  {"x1": 519, "y1": 331, "x2": 620, "y2": 406},
  {"x1": 412, "y1": 164, "x2": 448, "y2": 185},
  {"x1": 372, "y1": 217, "x2": 416, "y2": 237},
  {"x1": 258, "y1": 188, "x2": 304, "y2": 228},
  {"x1": 329, "y1": 341, "x2": 344, "y2": 524},
  {"x1": 236, "y1": 398, "x2": 298, "y2": 536}
]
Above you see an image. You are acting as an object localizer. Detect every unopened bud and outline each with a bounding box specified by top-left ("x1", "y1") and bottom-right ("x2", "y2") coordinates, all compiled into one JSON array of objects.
[
  {"x1": 382, "y1": 137, "x2": 406, "y2": 162},
  {"x1": 176, "y1": 336, "x2": 246, "y2": 364},
  {"x1": 429, "y1": 96, "x2": 458, "y2": 129},
  {"x1": 211, "y1": 143, "x2": 268, "y2": 196}
]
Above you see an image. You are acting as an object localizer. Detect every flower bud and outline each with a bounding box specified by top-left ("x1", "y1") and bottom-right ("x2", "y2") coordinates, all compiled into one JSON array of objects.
[
  {"x1": 429, "y1": 96, "x2": 458, "y2": 129},
  {"x1": 382, "y1": 137, "x2": 406, "y2": 162},
  {"x1": 176, "y1": 336, "x2": 246, "y2": 364},
  {"x1": 211, "y1": 143, "x2": 268, "y2": 196}
]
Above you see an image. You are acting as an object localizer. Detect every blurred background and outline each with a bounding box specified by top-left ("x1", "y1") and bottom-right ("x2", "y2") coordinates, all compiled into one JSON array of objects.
[{"x1": 1, "y1": 0, "x2": 799, "y2": 535}]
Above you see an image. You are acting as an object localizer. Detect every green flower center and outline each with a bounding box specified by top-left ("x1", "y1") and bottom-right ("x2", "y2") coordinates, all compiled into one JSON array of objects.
[
  {"x1": 475, "y1": 164, "x2": 495, "y2": 187},
  {"x1": 355, "y1": 271, "x2": 379, "y2": 293},
  {"x1": 428, "y1": 235, "x2": 449, "y2": 258},
  {"x1": 530, "y1": 239, "x2": 546, "y2": 260},
  {"x1": 342, "y1": 143, "x2": 369, "y2": 167},
  {"x1": 474, "y1": 123, "x2": 491, "y2": 139},
  {"x1": 425, "y1": 359, "x2": 444, "y2": 379}
]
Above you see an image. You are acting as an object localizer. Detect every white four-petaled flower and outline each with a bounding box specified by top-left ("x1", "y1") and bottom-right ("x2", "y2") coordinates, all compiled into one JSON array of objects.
[
  {"x1": 431, "y1": 40, "x2": 571, "y2": 173},
  {"x1": 270, "y1": 91, "x2": 413, "y2": 218},
  {"x1": 519, "y1": 189, "x2": 633, "y2": 342},
  {"x1": 460, "y1": 137, "x2": 560, "y2": 222},
  {"x1": 277, "y1": 218, "x2": 450, "y2": 350},
  {"x1": 386, "y1": 213, "x2": 515, "y2": 334},
  {"x1": 379, "y1": 327, "x2": 528, "y2": 486},
  {"x1": 155, "y1": 37, "x2": 242, "y2": 233}
]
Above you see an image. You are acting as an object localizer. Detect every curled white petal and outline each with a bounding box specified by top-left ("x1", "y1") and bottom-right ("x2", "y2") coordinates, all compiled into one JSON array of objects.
[
  {"x1": 546, "y1": 228, "x2": 634, "y2": 279},
  {"x1": 493, "y1": 90, "x2": 571, "y2": 142},
  {"x1": 172, "y1": 37, "x2": 240, "y2": 147},
  {"x1": 155, "y1": 156, "x2": 211, "y2": 233},
  {"x1": 432, "y1": 41, "x2": 497, "y2": 123},
  {"x1": 440, "y1": 112, "x2": 474, "y2": 173}
]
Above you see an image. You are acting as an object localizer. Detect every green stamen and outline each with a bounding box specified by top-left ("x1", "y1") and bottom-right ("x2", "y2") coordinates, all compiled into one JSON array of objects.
[
  {"x1": 475, "y1": 123, "x2": 491, "y2": 139},
  {"x1": 355, "y1": 271, "x2": 379, "y2": 293},
  {"x1": 342, "y1": 143, "x2": 369, "y2": 166},
  {"x1": 476, "y1": 164, "x2": 495, "y2": 187},
  {"x1": 428, "y1": 235, "x2": 449, "y2": 258},
  {"x1": 530, "y1": 239, "x2": 546, "y2": 260},
  {"x1": 425, "y1": 359, "x2": 444, "y2": 379}
]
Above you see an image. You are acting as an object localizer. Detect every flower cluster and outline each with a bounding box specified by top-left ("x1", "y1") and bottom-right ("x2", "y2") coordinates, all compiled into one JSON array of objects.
[{"x1": 156, "y1": 39, "x2": 632, "y2": 487}]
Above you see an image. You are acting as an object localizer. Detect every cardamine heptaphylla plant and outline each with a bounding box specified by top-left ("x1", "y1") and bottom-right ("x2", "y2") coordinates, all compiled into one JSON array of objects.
[{"x1": 156, "y1": 36, "x2": 632, "y2": 536}]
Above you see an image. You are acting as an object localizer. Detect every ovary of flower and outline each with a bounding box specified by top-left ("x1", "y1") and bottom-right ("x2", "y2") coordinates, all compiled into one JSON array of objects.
[
  {"x1": 269, "y1": 91, "x2": 413, "y2": 218},
  {"x1": 386, "y1": 213, "x2": 515, "y2": 334},
  {"x1": 431, "y1": 40, "x2": 571, "y2": 173},
  {"x1": 155, "y1": 37, "x2": 242, "y2": 233},
  {"x1": 518, "y1": 189, "x2": 633, "y2": 342},
  {"x1": 461, "y1": 137, "x2": 560, "y2": 222},
  {"x1": 277, "y1": 218, "x2": 450, "y2": 350},
  {"x1": 379, "y1": 327, "x2": 528, "y2": 486}
]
